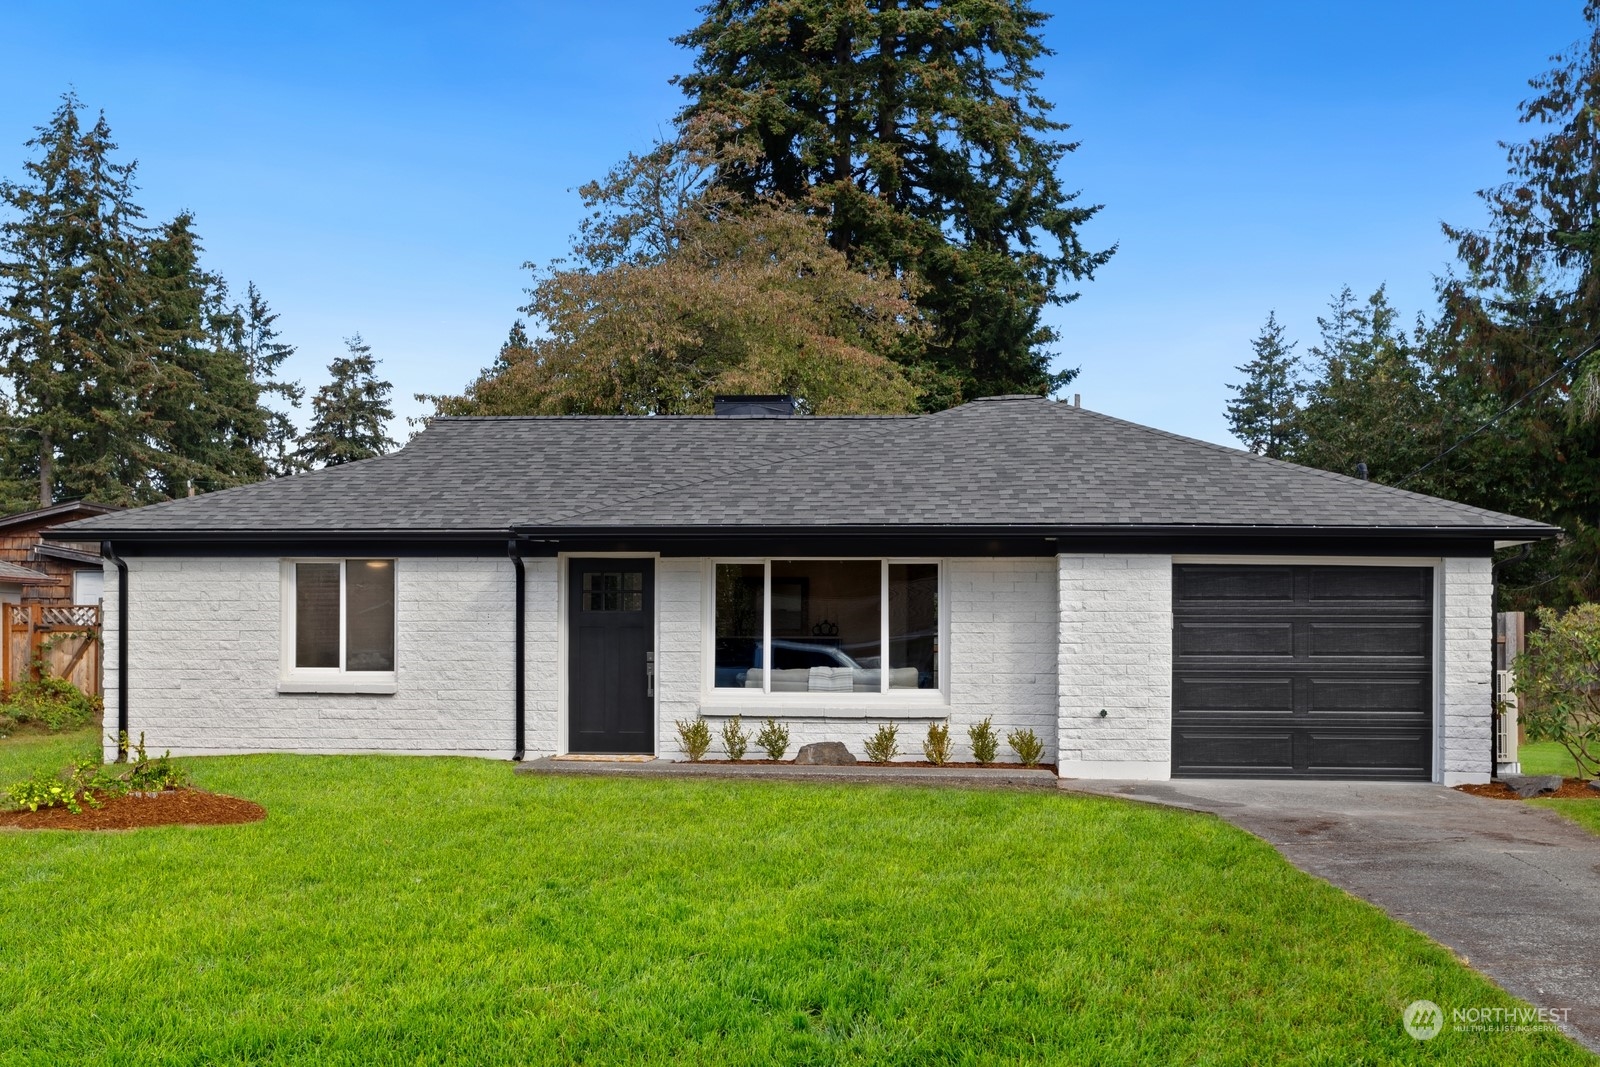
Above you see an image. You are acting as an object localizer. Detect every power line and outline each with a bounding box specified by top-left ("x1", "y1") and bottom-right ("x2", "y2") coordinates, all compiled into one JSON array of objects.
[{"x1": 1395, "y1": 337, "x2": 1600, "y2": 488}]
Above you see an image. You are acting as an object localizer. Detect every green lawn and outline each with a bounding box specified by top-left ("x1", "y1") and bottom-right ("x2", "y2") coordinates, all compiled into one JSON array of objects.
[
  {"x1": 0, "y1": 723, "x2": 98, "y2": 783},
  {"x1": 1517, "y1": 741, "x2": 1600, "y2": 834},
  {"x1": 0, "y1": 747, "x2": 1591, "y2": 1065},
  {"x1": 1519, "y1": 740, "x2": 1586, "y2": 777}
]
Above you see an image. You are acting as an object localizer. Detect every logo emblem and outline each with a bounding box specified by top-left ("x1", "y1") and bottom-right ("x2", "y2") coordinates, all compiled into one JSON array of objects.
[{"x1": 1404, "y1": 1000, "x2": 1443, "y2": 1040}]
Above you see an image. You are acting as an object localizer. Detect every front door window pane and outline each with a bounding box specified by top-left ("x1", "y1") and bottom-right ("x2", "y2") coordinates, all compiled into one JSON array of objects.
[
  {"x1": 346, "y1": 560, "x2": 395, "y2": 672},
  {"x1": 890, "y1": 563, "x2": 938, "y2": 689},
  {"x1": 714, "y1": 564, "x2": 764, "y2": 688},
  {"x1": 295, "y1": 562, "x2": 341, "y2": 669}
]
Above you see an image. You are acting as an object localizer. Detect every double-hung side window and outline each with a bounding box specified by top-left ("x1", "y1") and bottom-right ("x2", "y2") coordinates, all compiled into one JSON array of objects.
[
  {"x1": 713, "y1": 560, "x2": 940, "y2": 695},
  {"x1": 285, "y1": 560, "x2": 396, "y2": 679}
]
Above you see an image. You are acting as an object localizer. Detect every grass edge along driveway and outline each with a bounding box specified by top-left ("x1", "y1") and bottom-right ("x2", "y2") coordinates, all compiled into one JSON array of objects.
[{"x1": 0, "y1": 750, "x2": 1591, "y2": 1066}]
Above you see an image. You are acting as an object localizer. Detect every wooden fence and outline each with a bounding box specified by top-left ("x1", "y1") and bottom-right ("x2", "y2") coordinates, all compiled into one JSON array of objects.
[{"x1": 2, "y1": 603, "x2": 101, "y2": 697}]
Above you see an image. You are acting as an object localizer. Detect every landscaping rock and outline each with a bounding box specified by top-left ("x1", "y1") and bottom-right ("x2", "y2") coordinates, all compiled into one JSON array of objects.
[
  {"x1": 1502, "y1": 774, "x2": 1565, "y2": 799},
  {"x1": 1588, "y1": 779, "x2": 1600, "y2": 792},
  {"x1": 794, "y1": 741, "x2": 857, "y2": 766}
]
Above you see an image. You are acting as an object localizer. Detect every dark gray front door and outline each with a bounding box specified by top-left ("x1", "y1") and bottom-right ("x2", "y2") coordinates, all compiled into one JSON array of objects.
[
  {"x1": 568, "y1": 558, "x2": 654, "y2": 754},
  {"x1": 1171, "y1": 564, "x2": 1434, "y2": 779}
]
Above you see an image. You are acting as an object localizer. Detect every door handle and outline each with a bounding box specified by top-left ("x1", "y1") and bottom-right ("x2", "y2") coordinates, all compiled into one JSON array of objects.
[{"x1": 646, "y1": 651, "x2": 655, "y2": 697}]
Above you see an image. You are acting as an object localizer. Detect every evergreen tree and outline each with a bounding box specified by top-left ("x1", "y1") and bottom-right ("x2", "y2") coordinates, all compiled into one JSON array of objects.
[
  {"x1": 298, "y1": 334, "x2": 395, "y2": 468},
  {"x1": 240, "y1": 282, "x2": 303, "y2": 477},
  {"x1": 0, "y1": 94, "x2": 291, "y2": 506},
  {"x1": 1225, "y1": 311, "x2": 1300, "y2": 459},
  {"x1": 672, "y1": 0, "x2": 1113, "y2": 407},
  {"x1": 0, "y1": 93, "x2": 151, "y2": 506},
  {"x1": 141, "y1": 214, "x2": 271, "y2": 497},
  {"x1": 1439, "y1": 4, "x2": 1600, "y2": 607},
  {"x1": 1291, "y1": 286, "x2": 1439, "y2": 484}
]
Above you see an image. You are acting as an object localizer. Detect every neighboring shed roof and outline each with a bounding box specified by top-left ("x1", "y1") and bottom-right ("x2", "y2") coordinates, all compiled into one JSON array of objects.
[
  {"x1": 0, "y1": 560, "x2": 54, "y2": 585},
  {"x1": 0, "y1": 500, "x2": 118, "y2": 531},
  {"x1": 47, "y1": 396, "x2": 1558, "y2": 542}
]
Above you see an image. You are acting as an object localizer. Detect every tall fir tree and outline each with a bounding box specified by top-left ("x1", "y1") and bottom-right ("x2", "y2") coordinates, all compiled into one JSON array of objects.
[
  {"x1": 0, "y1": 93, "x2": 151, "y2": 506},
  {"x1": 0, "y1": 94, "x2": 291, "y2": 507},
  {"x1": 1225, "y1": 312, "x2": 1301, "y2": 459},
  {"x1": 298, "y1": 334, "x2": 395, "y2": 468},
  {"x1": 1439, "y1": 3, "x2": 1600, "y2": 607},
  {"x1": 239, "y1": 282, "x2": 303, "y2": 477},
  {"x1": 672, "y1": 0, "x2": 1112, "y2": 408},
  {"x1": 142, "y1": 213, "x2": 272, "y2": 496},
  {"x1": 1292, "y1": 286, "x2": 1439, "y2": 484}
]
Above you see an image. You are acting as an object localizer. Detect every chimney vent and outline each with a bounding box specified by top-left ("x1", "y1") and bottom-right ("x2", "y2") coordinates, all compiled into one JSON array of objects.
[{"x1": 713, "y1": 395, "x2": 798, "y2": 418}]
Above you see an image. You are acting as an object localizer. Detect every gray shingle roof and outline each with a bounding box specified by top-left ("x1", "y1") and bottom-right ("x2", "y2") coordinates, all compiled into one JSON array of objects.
[
  {"x1": 48, "y1": 396, "x2": 1556, "y2": 539},
  {"x1": 0, "y1": 560, "x2": 52, "y2": 584}
]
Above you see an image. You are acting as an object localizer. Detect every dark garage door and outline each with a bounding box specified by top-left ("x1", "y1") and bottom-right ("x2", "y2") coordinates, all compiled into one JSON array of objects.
[{"x1": 1172, "y1": 564, "x2": 1434, "y2": 780}]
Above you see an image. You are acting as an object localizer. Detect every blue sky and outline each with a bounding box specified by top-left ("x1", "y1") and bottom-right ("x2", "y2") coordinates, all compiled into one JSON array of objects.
[{"x1": 0, "y1": 1, "x2": 1586, "y2": 445}]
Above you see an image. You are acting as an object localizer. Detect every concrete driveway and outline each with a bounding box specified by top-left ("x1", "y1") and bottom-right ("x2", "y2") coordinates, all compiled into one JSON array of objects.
[{"x1": 1060, "y1": 778, "x2": 1600, "y2": 1053}]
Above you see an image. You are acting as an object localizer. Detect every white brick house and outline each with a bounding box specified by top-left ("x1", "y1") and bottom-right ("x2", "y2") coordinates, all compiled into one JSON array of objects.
[{"x1": 51, "y1": 395, "x2": 1556, "y2": 786}]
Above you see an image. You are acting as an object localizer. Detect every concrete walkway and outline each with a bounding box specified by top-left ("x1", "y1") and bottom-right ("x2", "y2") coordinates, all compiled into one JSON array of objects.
[
  {"x1": 515, "y1": 757, "x2": 1057, "y2": 790},
  {"x1": 1060, "y1": 778, "x2": 1600, "y2": 1052}
]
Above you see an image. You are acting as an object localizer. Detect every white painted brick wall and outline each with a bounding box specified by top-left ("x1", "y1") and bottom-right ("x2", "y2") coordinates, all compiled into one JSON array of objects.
[
  {"x1": 106, "y1": 556, "x2": 519, "y2": 760},
  {"x1": 1057, "y1": 553, "x2": 1173, "y2": 780},
  {"x1": 1439, "y1": 556, "x2": 1493, "y2": 785},
  {"x1": 655, "y1": 558, "x2": 704, "y2": 758},
  {"x1": 666, "y1": 558, "x2": 1059, "y2": 763},
  {"x1": 522, "y1": 558, "x2": 560, "y2": 758}
]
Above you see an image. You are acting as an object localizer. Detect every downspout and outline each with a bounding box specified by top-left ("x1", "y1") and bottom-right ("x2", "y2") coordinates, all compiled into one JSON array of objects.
[
  {"x1": 1489, "y1": 544, "x2": 1533, "y2": 779},
  {"x1": 101, "y1": 541, "x2": 129, "y2": 762},
  {"x1": 509, "y1": 538, "x2": 525, "y2": 762}
]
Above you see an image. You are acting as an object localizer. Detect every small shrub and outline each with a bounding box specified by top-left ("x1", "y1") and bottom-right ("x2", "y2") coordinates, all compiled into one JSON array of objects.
[
  {"x1": 756, "y1": 718, "x2": 790, "y2": 761},
  {"x1": 923, "y1": 720, "x2": 953, "y2": 766},
  {"x1": 675, "y1": 717, "x2": 712, "y2": 762},
  {"x1": 120, "y1": 733, "x2": 187, "y2": 792},
  {"x1": 720, "y1": 715, "x2": 749, "y2": 760},
  {"x1": 0, "y1": 676, "x2": 100, "y2": 732},
  {"x1": 4, "y1": 755, "x2": 108, "y2": 815},
  {"x1": 5, "y1": 770, "x2": 93, "y2": 814},
  {"x1": 1007, "y1": 727, "x2": 1045, "y2": 768},
  {"x1": 968, "y1": 716, "x2": 999, "y2": 765},
  {"x1": 1515, "y1": 604, "x2": 1600, "y2": 778},
  {"x1": 864, "y1": 723, "x2": 900, "y2": 764}
]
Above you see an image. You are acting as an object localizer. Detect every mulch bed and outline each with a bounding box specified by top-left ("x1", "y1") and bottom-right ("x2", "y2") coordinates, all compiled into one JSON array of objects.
[
  {"x1": 694, "y1": 759, "x2": 1059, "y2": 773},
  {"x1": 1454, "y1": 778, "x2": 1598, "y2": 801},
  {"x1": 0, "y1": 787, "x2": 265, "y2": 831}
]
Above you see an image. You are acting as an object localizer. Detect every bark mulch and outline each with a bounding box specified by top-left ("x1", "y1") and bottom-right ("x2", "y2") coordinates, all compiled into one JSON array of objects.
[
  {"x1": 0, "y1": 788, "x2": 265, "y2": 831},
  {"x1": 1455, "y1": 778, "x2": 1598, "y2": 801}
]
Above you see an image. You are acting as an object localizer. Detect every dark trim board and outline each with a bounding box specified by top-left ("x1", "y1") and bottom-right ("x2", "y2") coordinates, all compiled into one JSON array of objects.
[
  {"x1": 77, "y1": 532, "x2": 1507, "y2": 560},
  {"x1": 1171, "y1": 563, "x2": 1435, "y2": 781}
]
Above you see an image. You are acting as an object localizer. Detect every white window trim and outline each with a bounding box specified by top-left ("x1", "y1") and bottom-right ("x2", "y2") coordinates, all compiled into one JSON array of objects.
[
  {"x1": 701, "y1": 557, "x2": 947, "y2": 706},
  {"x1": 278, "y1": 558, "x2": 398, "y2": 695}
]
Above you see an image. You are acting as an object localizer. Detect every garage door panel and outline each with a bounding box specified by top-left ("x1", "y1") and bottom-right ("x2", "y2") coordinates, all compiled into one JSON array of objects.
[
  {"x1": 1175, "y1": 621, "x2": 1295, "y2": 658},
  {"x1": 1307, "y1": 566, "x2": 1432, "y2": 603},
  {"x1": 1175, "y1": 675, "x2": 1295, "y2": 713},
  {"x1": 1307, "y1": 677, "x2": 1431, "y2": 715},
  {"x1": 1173, "y1": 729, "x2": 1295, "y2": 774},
  {"x1": 1307, "y1": 621, "x2": 1430, "y2": 659},
  {"x1": 1173, "y1": 565, "x2": 1294, "y2": 603},
  {"x1": 1304, "y1": 730, "x2": 1431, "y2": 776},
  {"x1": 1173, "y1": 564, "x2": 1434, "y2": 780}
]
